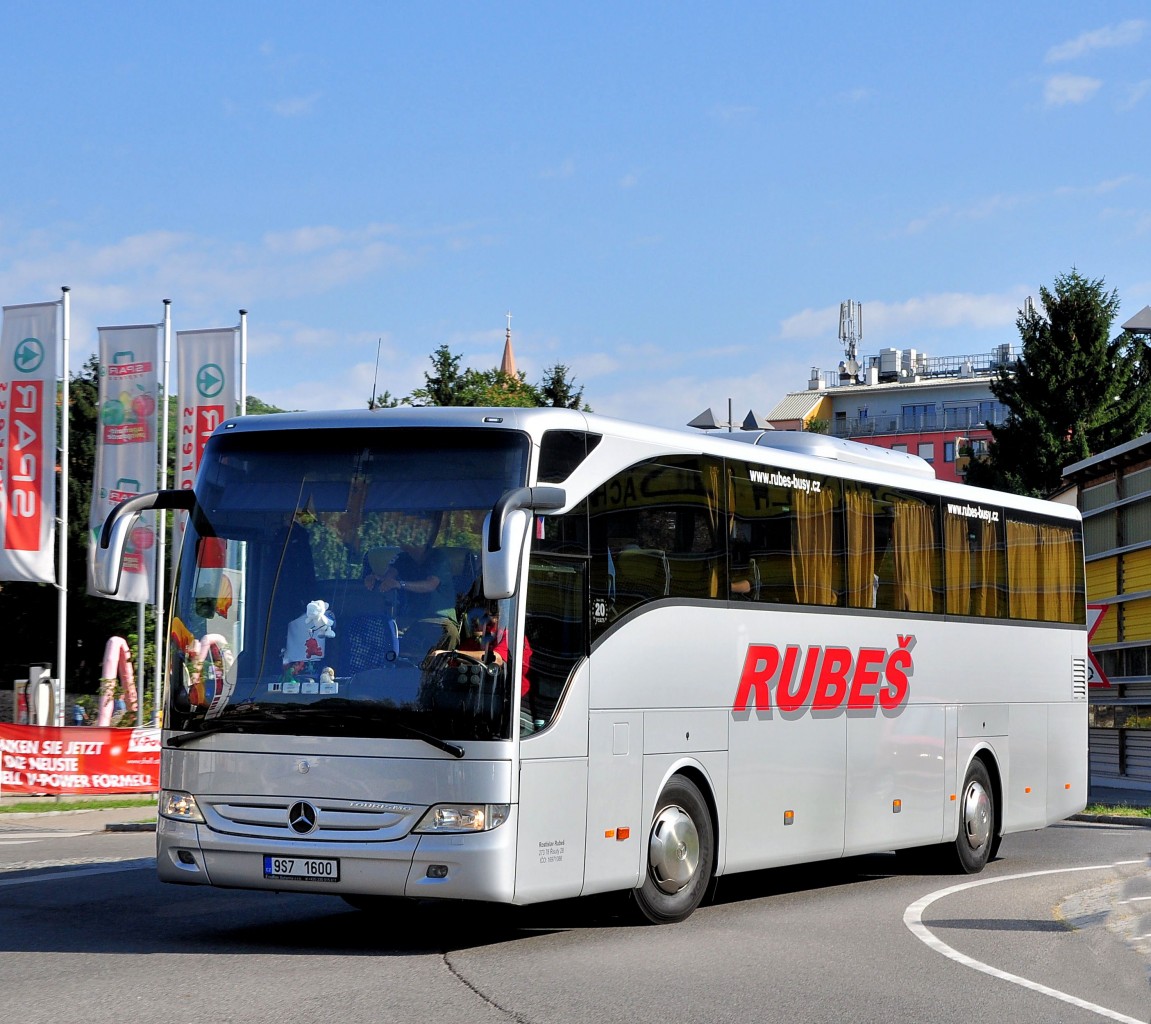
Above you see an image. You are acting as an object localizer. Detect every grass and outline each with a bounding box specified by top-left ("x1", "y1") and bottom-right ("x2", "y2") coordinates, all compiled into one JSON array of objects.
[
  {"x1": 1082, "y1": 803, "x2": 1151, "y2": 818},
  {"x1": 0, "y1": 796, "x2": 157, "y2": 815}
]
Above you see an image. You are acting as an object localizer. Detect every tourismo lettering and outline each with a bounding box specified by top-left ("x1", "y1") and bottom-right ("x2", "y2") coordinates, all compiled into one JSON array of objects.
[
  {"x1": 5, "y1": 381, "x2": 43, "y2": 551},
  {"x1": 732, "y1": 635, "x2": 915, "y2": 713}
]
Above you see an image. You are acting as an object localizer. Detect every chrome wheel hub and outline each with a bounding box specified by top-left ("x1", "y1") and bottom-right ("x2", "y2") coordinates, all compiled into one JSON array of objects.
[
  {"x1": 961, "y1": 779, "x2": 992, "y2": 851},
  {"x1": 648, "y1": 804, "x2": 700, "y2": 894}
]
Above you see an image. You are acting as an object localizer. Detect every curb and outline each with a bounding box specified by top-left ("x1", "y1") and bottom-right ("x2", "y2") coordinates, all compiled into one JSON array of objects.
[
  {"x1": 1069, "y1": 812, "x2": 1151, "y2": 827},
  {"x1": 105, "y1": 822, "x2": 157, "y2": 833}
]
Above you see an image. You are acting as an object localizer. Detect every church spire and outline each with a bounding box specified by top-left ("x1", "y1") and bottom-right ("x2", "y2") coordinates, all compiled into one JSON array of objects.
[{"x1": 500, "y1": 310, "x2": 517, "y2": 377}]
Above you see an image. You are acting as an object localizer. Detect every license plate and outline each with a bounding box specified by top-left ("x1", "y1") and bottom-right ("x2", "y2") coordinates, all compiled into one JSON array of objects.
[{"x1": 263, "y1": 855, "x2": 340, "y2": 882}]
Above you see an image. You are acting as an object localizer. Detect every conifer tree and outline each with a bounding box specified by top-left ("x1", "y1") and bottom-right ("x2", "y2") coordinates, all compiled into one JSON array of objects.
[{"x1": 967, "y1": 270, "x2": 1151, "y2": 496}]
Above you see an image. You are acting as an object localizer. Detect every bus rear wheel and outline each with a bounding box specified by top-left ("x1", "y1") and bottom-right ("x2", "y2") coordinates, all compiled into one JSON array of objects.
[
  {"x1": 633, "y1": 776, "x2": 714, "y2": 924},
  {"x1": 953, "y1": 759, "x2": 995, "y2": 874}
]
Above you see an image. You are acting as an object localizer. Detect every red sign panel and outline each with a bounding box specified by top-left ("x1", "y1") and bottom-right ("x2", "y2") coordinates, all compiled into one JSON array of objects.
[
  {"x1": 4, "y1": 380, "x2": 44, "y2": 551},
  {"x1": 0, "y1": 724, "x2": 160, "y2": 795},
  {"x1": 1087, "y1": 604, "x2": 1111, "y2": 688}
]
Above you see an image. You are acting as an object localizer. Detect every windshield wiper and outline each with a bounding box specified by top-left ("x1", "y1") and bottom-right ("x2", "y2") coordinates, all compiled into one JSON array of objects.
[
  {"x1": 308, "y1": 699, "x2": 466, "y2": 758},
  {"x1": 166, "y1": 710, "x2": 283, "y2": 748},
  {"x1": 390, "y1": 721, "x2": 465, "y2": 759},
  {"x1": 169, "y1": 703, "x2": 468, "y2": 758}
]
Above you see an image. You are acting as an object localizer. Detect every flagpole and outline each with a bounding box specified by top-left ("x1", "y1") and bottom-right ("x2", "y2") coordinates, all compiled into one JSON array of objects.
[
  {"x1": 56, "y1": 286, "x2": 70, "y2": 725},
  {"x1": 239, "y1": 309, "x2": 248, "y2": 416},
  {"x1": 153, "y1": 299, "x2": 172, "y2": 727}
]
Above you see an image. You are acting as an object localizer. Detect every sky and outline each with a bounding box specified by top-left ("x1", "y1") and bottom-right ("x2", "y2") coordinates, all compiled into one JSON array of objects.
[{"x1": 1, "y1": 3, "x2": 1149, "y2": 430}]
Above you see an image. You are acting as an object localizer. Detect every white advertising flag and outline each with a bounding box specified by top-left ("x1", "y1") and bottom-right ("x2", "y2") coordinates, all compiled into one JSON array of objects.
[
  {"x1": 173, "y1": 328, "x2": 236, "y2": 568},
  {"x1": 88, "y1": 326, "x2": 160, "y2": 602},
  {"x1": 0, "y1": 302, "x2": 58, "y2": 583},
  {"x1": 176, "y1": 328, "x2": 236, "y2": 491}
]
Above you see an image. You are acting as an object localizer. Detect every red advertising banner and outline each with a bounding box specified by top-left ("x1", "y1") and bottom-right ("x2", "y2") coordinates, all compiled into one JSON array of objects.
[
  {"x1": 0, "y1": 301, "x2": 58, "y2": 583},
  {"x1": 0, "y1": 724, "x2": 160, "y2": 795}
]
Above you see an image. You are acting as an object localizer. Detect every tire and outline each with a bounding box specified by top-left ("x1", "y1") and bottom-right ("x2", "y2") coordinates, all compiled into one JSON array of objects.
[
  {"x1": 952, "y1": 759, "x2": 995, "y2": 874},
  {"x1": 632, "y1": 776, "x2": 715, "y2": 924}
]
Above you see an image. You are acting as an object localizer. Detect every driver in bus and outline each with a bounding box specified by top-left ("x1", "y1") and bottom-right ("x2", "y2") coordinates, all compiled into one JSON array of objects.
[
  {"x1": 363, "y1": 510, "x2": 458, "y2": 657},
  {"x1": 437, "y1": 605, "x2": 539, "y2": 733}
]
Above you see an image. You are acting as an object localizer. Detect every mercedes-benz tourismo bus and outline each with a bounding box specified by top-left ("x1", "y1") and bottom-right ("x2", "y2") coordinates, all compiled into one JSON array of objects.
[{"x1": 97, "y1": 407, "x2": 1086, "y2": 923}]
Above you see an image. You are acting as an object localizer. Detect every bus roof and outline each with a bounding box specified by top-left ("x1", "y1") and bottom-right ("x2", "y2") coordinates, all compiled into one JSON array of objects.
[{"x1": 213, "y1": 406, "x2": 1076, "y2": 520}]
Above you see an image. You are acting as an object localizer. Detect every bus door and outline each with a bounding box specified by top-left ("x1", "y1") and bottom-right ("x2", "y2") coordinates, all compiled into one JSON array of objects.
[{"x1": 514, "y1": 553, "x2": 591, "y2": 904}]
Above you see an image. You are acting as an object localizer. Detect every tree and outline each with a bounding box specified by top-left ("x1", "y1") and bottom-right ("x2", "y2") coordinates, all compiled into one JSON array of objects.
[
  {"x1": 245, "y1": 395, "x2": 290, "y2": 415},
  {"x1": 367, "y1": 390, "x2": 401, "y2": 410},
  {"x1": 400, "y1": 346, "x2": 591, "y2": 410},
  {"x1": 967, "y1": 269, "x2": 1151, "y2": 496},
  {"x1": 408, "y1": 345, "x2": 466, "y2": 407},
  {"x1": 539, "y1": 364, "x2": 588, "y2": 410}
]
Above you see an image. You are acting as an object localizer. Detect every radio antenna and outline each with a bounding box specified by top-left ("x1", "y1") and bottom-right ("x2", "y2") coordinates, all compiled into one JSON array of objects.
[{"x1": 370, "y1": 338, "x2": 382, "y2": 409}]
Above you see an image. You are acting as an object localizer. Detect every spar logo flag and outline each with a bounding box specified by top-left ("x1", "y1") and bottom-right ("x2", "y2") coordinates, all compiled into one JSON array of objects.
[
  {"x1": 0, "y1": 302, "x2": 58, "y2": 584},
  {"x1": 176, "y1": 328, "x2": 235, "y2": 491},
  {"x1": 87, "y1": 325, "x2": 160, "y2": 602},
  {"x1": 173, "y1": 328, "x2": 236, "y2": 565}
]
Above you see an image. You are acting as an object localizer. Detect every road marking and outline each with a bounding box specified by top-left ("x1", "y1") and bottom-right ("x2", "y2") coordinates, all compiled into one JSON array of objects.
[
  {"x1": 904, "y1": 862, "x2": 1146, "y2": 1024},
  {"x1": 0, "y1": 858, "x2": 154, "y2": 887},
  {"x1": 0, "y1": 831, "x2": 91, "y2": 843}
]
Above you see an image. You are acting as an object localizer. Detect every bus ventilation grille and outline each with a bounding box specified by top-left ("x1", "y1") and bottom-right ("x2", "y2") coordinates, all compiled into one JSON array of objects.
[{"x1": 1072, "y1": 658, "x2": 1088, "y2": 700}]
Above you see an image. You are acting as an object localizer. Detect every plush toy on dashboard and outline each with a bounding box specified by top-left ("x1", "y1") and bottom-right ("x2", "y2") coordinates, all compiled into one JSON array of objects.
[{"x1": 283, "y1": 599, "x2": 336, "y2": 667}]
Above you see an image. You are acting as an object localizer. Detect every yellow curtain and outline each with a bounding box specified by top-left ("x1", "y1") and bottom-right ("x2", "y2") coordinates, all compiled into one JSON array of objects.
[
  {"x1": 1007, "y1": 520, "x2": 1040, "y2": 620},
  {"x1": 892, "y1": 501, "x2": 938, "y2": 612},
  {"x1": 844, "y1": 486, "x2": 875, "y2": 608},
  {"x1": 944, "y1": 515, "x2": 971, "y2": 615},
  {"x1": 791, "y1": 486, "x2": 836, "y2": 605},
  {"x1": 971, "y1": 518, "x2": 1004, "y2": 618},
  {"x1": 1038, "y1": 523, "x2": 1079, "y2": 623}
]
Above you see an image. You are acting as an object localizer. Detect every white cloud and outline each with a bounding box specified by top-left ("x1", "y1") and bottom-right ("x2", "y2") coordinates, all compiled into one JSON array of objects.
[
  {"x1": 270, "y1": 93, "x2": 322, "y2": 117},
  {"x1": 710, "y1": 104, "x2": 757, "y2": 123},
  {"x1": 1044, "y1": 74, "x2": 1103, "y2": 106},
  {"x1": 1046, "y1": 20, "x2": 1147, "y2": 62},
  {"x1": 540, "y1": 158, "x2": 576, "y2": 180},
  {"x1": 779, "y1": 291, "x2": 1028, "y2": 342},
  {"x1": 1054, "y1": 175, "x2": 1137, "y2": 198},
  {"x1": 1120, "y1": 79, "x2": 1151, "y2": 111}
]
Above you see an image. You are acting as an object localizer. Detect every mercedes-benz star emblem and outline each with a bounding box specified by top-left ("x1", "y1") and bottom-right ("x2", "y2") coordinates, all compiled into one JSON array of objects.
[{"x1": 287, "y1": 801, "x2": 319, "y2": 835}]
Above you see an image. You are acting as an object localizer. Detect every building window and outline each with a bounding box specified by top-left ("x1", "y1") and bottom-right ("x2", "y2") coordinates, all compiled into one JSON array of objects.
[
  {"x1": 917, "y1": 442, "x2": 934, "y2": 463},
  {"x1": 892, "y1": 443, "x2": 908, "y2": 454},
  {"x1": 901, "y1": 404, "x2": 937, "y2": 431},
  {"x1": 944, "y1": 442, "x2": 955, "y2": 462}
]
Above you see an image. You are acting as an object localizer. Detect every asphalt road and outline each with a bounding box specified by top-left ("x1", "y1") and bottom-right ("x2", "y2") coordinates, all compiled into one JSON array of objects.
[{"x1": 0, "y1": 814, "x2": 1148, "y2": 1024}]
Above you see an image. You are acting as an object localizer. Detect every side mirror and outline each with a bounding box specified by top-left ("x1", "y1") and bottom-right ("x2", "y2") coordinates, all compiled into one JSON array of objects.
[
  {"x1": 95, "y1": 489, "x2": 195, "y2": 595},
  {"x1": 481, "y1": 486, "x2": 566, "y2": 600},
  {"x1": 481, "y1": 508, "x2": 530, "y2": 600}
]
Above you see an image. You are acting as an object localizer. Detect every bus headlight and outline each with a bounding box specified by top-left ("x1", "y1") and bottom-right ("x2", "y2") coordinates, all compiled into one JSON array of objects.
[
  {"x1": 159, "y1": 790, "x2": 205, "y2": 823},
  {"x1": 413, "y1": 803, "x2": 510, "y2": 833}
]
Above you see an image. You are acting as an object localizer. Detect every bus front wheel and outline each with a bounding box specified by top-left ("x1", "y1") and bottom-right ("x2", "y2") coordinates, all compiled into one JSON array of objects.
[
  {"x1": 953, "y1": 759, "x2": 995, "y2": 874},
  {"x1": 633, "y1": 776, "x2": 714, "y2": 925}
]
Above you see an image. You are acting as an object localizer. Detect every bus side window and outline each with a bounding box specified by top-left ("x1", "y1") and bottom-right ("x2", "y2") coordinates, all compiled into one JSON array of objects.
[
  {"x1": 589, "y1": 455, "x2": 725, "y2": 634},
  {"x1": 1005, "y1": 514, "x2": 1083, "y2": 623},
  {"x1": 729, "y1": 463, "x2": 840, "y2": 607},
  {"x1": 524, "y1": 554, "x2": 588, "y2": 734}
]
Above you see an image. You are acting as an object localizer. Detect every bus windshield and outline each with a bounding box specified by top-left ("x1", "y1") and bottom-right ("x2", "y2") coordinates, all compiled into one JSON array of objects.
[{"x1": 166, "y1": 426, "x2": 531, "y2": 743}]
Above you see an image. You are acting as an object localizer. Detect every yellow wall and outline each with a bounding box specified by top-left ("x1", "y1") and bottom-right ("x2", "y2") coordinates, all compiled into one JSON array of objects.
[
  {"x1": 1124, "y1": 597, "x2": 1151, "y2": 642},
  {"x1": 1124, "y1": 547, "x2": 1151, "y2": 594},
  {"x1": 802, "y1": 396, "x2": 834, "y2": 428},
  {"x1": 1087, "y1": 558, "x2": 1118, "y2": 603}
]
